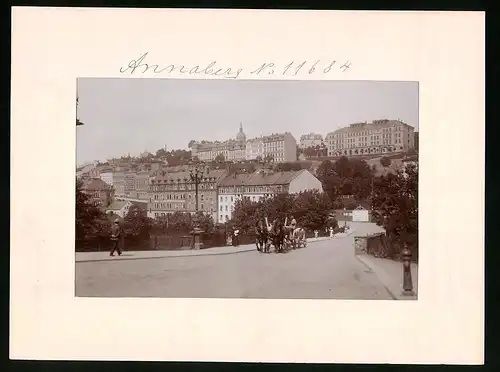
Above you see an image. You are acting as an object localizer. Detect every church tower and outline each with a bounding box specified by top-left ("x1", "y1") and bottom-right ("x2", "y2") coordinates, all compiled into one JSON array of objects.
[{"x1": 236, "y1": 122, "x2": 246, "y2": 143}]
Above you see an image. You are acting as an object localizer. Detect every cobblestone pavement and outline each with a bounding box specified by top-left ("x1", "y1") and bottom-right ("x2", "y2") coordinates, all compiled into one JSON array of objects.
[{"x1": 76, "y1": 235, "x2": 393, "y2": 300}]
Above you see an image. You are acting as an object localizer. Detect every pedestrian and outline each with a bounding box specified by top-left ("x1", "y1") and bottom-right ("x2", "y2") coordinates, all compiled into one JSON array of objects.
[
  {"x1": 110, "y1": 219, "x2": 122, "y2": 256},
  {"x1": 233, "y1": 227, "x2": 240, "y2": 247}
]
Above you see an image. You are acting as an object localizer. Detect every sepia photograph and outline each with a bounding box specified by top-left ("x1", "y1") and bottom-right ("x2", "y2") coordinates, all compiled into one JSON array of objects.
[{"x1": 75, "y1": 78, "x2": 419, "y2": 300}]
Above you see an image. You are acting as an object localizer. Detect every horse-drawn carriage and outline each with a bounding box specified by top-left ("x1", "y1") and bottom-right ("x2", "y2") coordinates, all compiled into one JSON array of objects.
[{"x1": 255, "y1": 217, "x2": 307, "y2": 253}]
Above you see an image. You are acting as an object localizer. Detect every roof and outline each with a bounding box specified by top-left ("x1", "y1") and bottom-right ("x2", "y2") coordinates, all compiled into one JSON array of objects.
[
  {"x1": 300, "y1": 133, "x2": 323, "y2": 140},
  {"x1": 219, "y1": 170, "x2": 304, "y2": 187},
  {"x1": 151, "y1": 169, "x2": 227, "y2": 183},
  {"x1": 107, "y1": 200, "x2": 131, "y2": 210},
  {"x1": 326, "y1": 120, "x2": 415, "y2": 137},
  {"x1": 83, "y1": 178, "x2": 111, "y2": 190}
]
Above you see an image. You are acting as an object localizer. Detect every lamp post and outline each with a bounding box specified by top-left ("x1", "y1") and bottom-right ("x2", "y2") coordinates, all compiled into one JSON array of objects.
[
  {"x1": 343, "y1": 208, "x2": 347, "y2": 229},
  {"x1": 401, "y1": 231, "x2": 415, "y2": 296},
  {"x1": 189, "y1": 161, "x2": 206, "y2": 250}
]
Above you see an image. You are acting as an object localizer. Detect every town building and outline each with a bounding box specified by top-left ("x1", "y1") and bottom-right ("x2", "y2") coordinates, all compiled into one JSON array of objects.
[
  {"x1": 325, "y1": 119, "x2": 416, "y2": 157},
  {"x1": 191, "y1": 125, "x2": 297, "y2": 164},
  {"x1": 245, "y1": 137, "x2": 264, "y2": 161},
  {"x1": 99, "y1": 169, "x2": 127, "y2": 196},
  {"x1": 147, "y1": 168, "x2": 228, "y2": 221},
  {"x1": 76, "y1": 164, "x2": 100, "y2": 180},
  {"x1": 82, "y1": 178, "x2": 113, "y2": 209},
  {"x1": 262, "y1": 132, "x2": 297, "y2": 163},
  {"x1": 299, "y1": 133, "x2": 324, "y2": 149},
  {"x1": 106, "y1": 200, "x2": 133, "y2": 218},
  {"x1": 123, "y1": 171, "x2": 137, "y2": 196},
  {"x1": 217, "y1": 169, "x2": 323, "y2": 223},
  {"x1": 191, "y1": 124, "x2": 247, "y2": 163},
  {"x1": 134, "y1": 170, "x2": 151, "y2": 200}
]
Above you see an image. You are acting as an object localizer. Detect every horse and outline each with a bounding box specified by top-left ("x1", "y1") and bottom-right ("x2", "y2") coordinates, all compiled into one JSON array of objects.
[
  {"x1": 255, "y1": 220, "x2": 269, "y2": 253},
  {"x1": 270, "y1": 218, "x2": 287, "y2": 253}
]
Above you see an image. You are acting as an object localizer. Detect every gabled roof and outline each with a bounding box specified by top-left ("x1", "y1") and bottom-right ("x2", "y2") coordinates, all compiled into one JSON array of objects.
[
  {"x1": 107, "y1": 200, "x2": 131, "y2": 210},
  {"x1": 83, "y1": 178, "x2": 111, "y2": 190},
  {"x1": 219, "y1": 170, "x2": 304, "y2": 187},
  {"x1": 151, "y1": 169, "x2": 227, "y2": 183}
]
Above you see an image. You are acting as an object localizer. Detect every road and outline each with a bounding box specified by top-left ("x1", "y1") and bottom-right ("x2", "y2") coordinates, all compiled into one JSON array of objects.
[{"x1": 76, "y1": 224, "x2": 392, "y2": 299}]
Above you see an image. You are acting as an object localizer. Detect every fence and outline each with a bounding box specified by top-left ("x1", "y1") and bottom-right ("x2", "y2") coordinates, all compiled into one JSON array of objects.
[{"x1": 356, "y1": 233, "x2": 418, "y2": 263}]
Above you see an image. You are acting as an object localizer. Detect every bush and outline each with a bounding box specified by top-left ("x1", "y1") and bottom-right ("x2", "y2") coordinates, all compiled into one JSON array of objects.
[{"x1": 380, "y1": 156, "x2": 391, "y2": 167}]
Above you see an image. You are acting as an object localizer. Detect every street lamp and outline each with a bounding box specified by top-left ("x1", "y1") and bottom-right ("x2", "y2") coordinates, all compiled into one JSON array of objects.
[
  {"x1": 401, "y1": 231, "x2": 415, "y2": 296},
  {"x1": 343, "y1": 207, "x2": 347, "y2": 229},
  {"x1": 189, "y1": 161, "x2": 206, "y2": 250}
]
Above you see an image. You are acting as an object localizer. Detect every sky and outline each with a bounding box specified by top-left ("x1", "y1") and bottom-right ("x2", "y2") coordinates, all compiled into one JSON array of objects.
[{"x1": 76, "y1": 78, "x2": 418, "y2": 165}]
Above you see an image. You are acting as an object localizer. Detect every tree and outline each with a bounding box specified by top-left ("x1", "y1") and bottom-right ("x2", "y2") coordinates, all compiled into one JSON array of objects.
[
  {"x1": 75, "y1": 178, "x2": 103, "y2": 241},
  {"x1": 292, "y1": 190, "x2": 332, "y2": 231},
  {"x1": 275, "y1": 162, "x2": 303, "y2": 172},
  {"x1": 214, "y1": 153, "x2": 226, "y2": 163},
  {"x1": 371, "y1": 164, "x2": 418, "y2": 258},
  {"x1": 316, "y1": 157, "x2": 374, "y2": 204},
  {"x1": 196, "y1": 212, "x2": 215, "y2": 233},
  {"x1": 156, "y1": 148, "x2": 168, "y2": 159},
  {"x1": 380, "y1": 156, "x2": 391, "y2": 167},
  {"x1": 188, "y1": 140, "x2": 197, "y2": 148},
  {"x1": 230, "y1": 191, "x2": 331, "y2": 234},
  {"x1": 123, "y1": 204, "x2": 153, "y2": 238},
  {"x1": 230, "y1": 198, "x2": 261, "y2": 234}
]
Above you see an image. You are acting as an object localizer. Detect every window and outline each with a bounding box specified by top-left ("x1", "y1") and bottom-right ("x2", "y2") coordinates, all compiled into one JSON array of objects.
[{"x1": 225, "y1": 205, "x2": 228, "y2": 211}]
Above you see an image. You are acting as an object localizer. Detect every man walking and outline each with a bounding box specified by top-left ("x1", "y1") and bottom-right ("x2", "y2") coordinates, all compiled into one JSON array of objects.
[{"x1": 110, "y1": 219, "x2": 122, "y2": 256}]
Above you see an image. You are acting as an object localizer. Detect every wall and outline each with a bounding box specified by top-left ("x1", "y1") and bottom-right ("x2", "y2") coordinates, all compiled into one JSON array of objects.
[
  {"x1": 288, "y1": 170, "x2": 323, "y2": 194},
  {"x1": 284, "y1": 134, "x2": 297, "y2": 162}
]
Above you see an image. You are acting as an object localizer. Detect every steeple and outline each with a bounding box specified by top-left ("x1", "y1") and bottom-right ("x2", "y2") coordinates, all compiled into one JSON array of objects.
[{"x1": 236, "y1": 122, "x2": 246, "y2": 142}]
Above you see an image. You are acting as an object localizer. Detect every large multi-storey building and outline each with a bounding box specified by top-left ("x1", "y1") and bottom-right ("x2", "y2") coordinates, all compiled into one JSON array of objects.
[
  {"x1": 192, "y1": 125, "x2": 297, "y2": 164},
  {"x1": 123, "y1": 172, "x2": 137, "y2": 196},
  {"x1": 299, "y1": 133, "x2": 324, "y2": 149},
  {"x1": 191, "y1": 124, "x2": 247, "y2": 163},
  {"x1": 134, "y1": 170, "x2": 151, "y2": 200},
  {"x1": 147, "y1": 168, "x2": 228, "y2": 221},
  {"x1": 99, "y1": 168, "x2": 126, "y2": 196},
  {"x1": 325, "y1": 119, "x2": 415, "y2": 157},
  {"x1": 217, "y1": 169, "x2": 323, "y2": 223},
  {"x1": 262, "y1": 132, "x2": 297, "y2": 163}
]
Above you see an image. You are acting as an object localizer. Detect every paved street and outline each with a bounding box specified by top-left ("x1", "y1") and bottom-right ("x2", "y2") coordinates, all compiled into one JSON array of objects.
[{"x1": 76, "y1": 225, "x2": 393, "y2": 299}]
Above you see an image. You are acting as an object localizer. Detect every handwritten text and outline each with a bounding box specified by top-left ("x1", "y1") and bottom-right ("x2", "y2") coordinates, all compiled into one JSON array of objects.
[{"x1": 119, "y1": 53, "x2": 352, "y2": 78}]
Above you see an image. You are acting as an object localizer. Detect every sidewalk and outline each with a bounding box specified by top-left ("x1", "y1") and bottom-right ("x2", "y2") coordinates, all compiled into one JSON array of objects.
[
  {"x1": 76, "y1": 237, "x2": 333, "y2": 263},
  {"x1": 76, "y1": 244, "x2": 257, "y2": 263},
  {"x1": 356, "y1": 254, "x2": 418, "y2": 300}
]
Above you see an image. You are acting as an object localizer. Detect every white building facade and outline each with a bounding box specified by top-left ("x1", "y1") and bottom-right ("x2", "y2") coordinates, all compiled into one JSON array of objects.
[
  {"x1": 245, "y1": 137, "x2": 264, "y2": 160},
  {"x1": 299, "y1": 133, "x2": 324, "y2": 149},
  {"x1": 192, "y1": 125, "x2": 297, "y2": 164},
  {"x1": 325, "y1": 119, "x2": 415, "y2": 157},
  {"x1": 216, "y1": 169, "x2": 323, "y2": 223}
]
